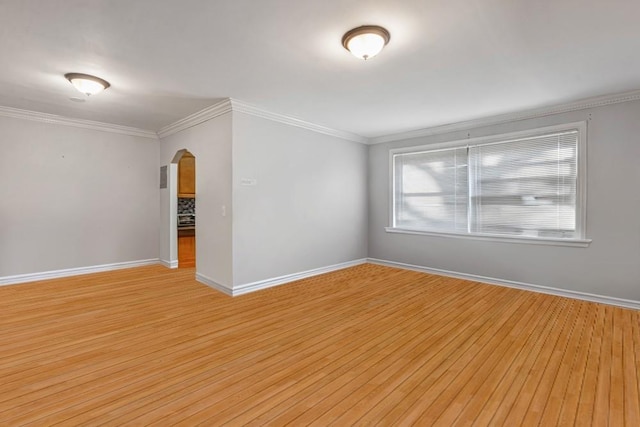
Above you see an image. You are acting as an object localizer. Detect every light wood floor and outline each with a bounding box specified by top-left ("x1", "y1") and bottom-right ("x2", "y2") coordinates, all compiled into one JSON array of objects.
[{"x1": 0, "y1": 264, "x2": 638, "y2": 426}]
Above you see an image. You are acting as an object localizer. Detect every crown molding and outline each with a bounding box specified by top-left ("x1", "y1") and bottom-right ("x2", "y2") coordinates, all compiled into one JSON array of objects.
[
  {"x1": 0, "y1": 105, "x2": 158, "y2": 139},
  {"x1": 369, "y1": 89, "x2": 640, "y2": 144},
  {"x1": 10, "y1": 87, "x2": 638, "y2": 145},
  {"x1": 229, "y1": 99, "x2": 368, "y2": 144},
  {"x1": 156, "y1": 99, "x2": 233, "y2": 139},
  {"x1": 157, "y1": 98, "x2": 368, "y2": 144}
]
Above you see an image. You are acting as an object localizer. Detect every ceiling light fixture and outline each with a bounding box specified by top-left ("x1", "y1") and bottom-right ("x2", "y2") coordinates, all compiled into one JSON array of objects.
[
  {"x1": 342, "y1": 25, "x2": 390, "y2": 60},
  {"x1": 64, "y1": 73, "x2": 110, "y2": 96}
]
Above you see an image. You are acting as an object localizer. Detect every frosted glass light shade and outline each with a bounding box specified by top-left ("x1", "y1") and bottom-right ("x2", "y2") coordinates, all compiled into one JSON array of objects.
[
  {"x1": 65, "y1": 73, "x2": 110, "y2": 96},
  {"x1": 342, "y1": 26, "x2": 390, "y2": 60}
]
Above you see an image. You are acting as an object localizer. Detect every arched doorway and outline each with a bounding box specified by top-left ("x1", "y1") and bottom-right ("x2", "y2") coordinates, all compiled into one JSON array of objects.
[{"x1": 173, "y1": 149, "x2": 196, "y2": 268}]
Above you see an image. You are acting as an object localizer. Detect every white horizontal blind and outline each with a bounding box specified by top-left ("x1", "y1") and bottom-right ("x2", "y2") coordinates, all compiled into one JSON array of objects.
[
  {"x1": 393, "y1": 147, "x2": 468, "y2": 232},
  {"x1": 392, "y1": 127, "x2": 582, "y2": 240},
  {"x1": 468, "y1": 131, "x2": 578, "y2": 238}
]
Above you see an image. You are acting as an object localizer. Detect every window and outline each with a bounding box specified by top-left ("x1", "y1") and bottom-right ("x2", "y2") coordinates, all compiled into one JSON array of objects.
[{"x1": 388, "y1": 123, "x2": 590, "y2": 246}]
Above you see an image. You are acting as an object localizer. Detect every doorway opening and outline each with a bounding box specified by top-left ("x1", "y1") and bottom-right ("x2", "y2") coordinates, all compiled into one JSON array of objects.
[{"x1": 174, "y1": 150, "x2": 196, "y2": 268}]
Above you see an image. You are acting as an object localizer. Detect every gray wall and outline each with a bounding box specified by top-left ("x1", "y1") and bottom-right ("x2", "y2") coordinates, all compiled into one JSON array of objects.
[
  {"x1": 0, "y1": 115, "x2": 159, "y2": 277},
  {"x1": 159, "y1": 113, "x2": 233, "y2": 287},
  {"x1": 232, "y1": 112, "x2": 368, "y2": 286},
  {"x1": 6, "y1": 97, "x2": 637, "y2": 303},
  {"x1": 369, "y1": 100, "x2": 640, "y2": 301}
]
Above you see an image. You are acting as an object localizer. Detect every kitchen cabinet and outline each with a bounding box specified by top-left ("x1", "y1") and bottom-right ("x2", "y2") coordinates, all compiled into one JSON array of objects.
[
  {"x1": 178, "y1": 152, "x2": 195, "y2": 197},
  {"x1": 178, "y1": 228, "x2": 195, "y2": 268}
]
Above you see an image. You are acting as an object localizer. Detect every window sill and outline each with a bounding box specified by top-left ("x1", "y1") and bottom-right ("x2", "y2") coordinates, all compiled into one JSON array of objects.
[{"x1": 384, "y1": 227, "x2": 592, "y2": 248}]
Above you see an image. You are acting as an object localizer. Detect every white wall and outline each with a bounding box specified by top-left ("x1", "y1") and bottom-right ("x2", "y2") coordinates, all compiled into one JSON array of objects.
[
  {"x1": 0, "y1": 115, "x2": 159, "y2": 277},
  {"x1": 159, "y1": 113, "x2": 233, "y2": 287},
  {"x1": 232, "y1": 112, "x2": 368, "y2": 286},
  {"x1": 368, "y1": 100, "x2": 640, "y2": 301},
  {"x1": 158, "y1": 163, "x2": 178, "y2": 266}
]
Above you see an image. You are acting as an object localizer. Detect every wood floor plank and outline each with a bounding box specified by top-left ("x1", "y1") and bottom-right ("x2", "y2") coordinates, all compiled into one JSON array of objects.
[
  {"x1": 555, "y1": 301, "x2": 599, "y2": 425},
  {"x1": 436, "y1": 293, "x2": 557, "y2": 425},
  {"x1": 574, "y1": 304, "x2": 607, "y2": 425},
  {"x1": 264, "y1": 284, "x2": 514, "y2": 427},
  {"x1": 593, "y1": 306, "x2": 614, "y2": 426},
  {"x1": 469, "y1": 297, "x2": 564, "y2": 426},
  {"x1": 0, "y1": 263, "x2": 637, "y2": 426},
  {"x1": 4, "y1": 269, "x2": 423, "y2": 424},
  {"x1": 360, "y1": 287, "x2": 529, "y2": 426},
  {"x1": 0, "y1": 269, "x2": 403, "y2": 399},
  {"x1": 119, "y1": 278, "x2": 484, "y2": 425},
  {"x1": 87, "y1": 286, "x2": 443, "y2": 425},
  {"x1": 222, "y1": 279, "x2": 490, "y2": 427},
  {"x1": 492, "y1": 301, "x2": 574, "y2": 425},
  {"x1": 610, "y1": 307, "x2": 626, "y2": 426},
  {"x1": 11, "y1": 269, "x2": 432, "y2": 424},
  {"x1": 535, "y1": 301, "x2": 590, "y2": 426},
  {"x1": 432, "y1": 294, "x2": 561, "y2": 424},
  {"x1": 393, "y1": 292, "x2": 532, "y2": 425},
  {"x1": 624, "y1": 309, "x2": 640, "y2": 425}
]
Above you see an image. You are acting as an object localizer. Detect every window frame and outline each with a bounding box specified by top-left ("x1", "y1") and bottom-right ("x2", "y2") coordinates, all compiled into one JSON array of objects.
[{"x1": 386, "y1": 122, "x2": 591, "y2": 247}]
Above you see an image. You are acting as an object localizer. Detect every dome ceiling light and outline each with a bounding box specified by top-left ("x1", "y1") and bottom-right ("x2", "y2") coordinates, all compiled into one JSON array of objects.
[
  {"x1": 64, "y1": 73, "x2": 110, "y2": 96},
  {"x1": 342, "y1": 25, "x2": 390, "y2": 60}
]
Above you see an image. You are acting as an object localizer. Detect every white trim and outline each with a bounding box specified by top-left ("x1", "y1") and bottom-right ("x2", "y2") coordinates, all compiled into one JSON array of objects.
[
  {"x1": 384, "y1": 227, "x2": 592, "y2": 247},
  {"x1": 389, "y1": 121, "x2": 589, "y2": 245},
  {"x1": 369, "y1": 89, "x2": 640, "y2": 144},
  {"x1": 226, "y1": 259, "x2": 368, "y2": 296},
  {"x1": 157, "y1": 99, "x2": 233, "y2": 138},
  {"x1": 3, "y1": 88, "x2": 640, "y2": 144},
  {"x1": 157, "y1": 98, "x2": 367, "y2": 143},
  {"x1": 367, "y1": 258, "x2": 640, "y2": 311},
  {"x1": 168, "y1": 163, "x2": 179, "y2": 265},
  {"x1": 0, "y1": 259, "x2": 161, "y2": 286},
  {"x1": 0, "y1": 105, "x2": 158, "y2": 139},
  {"x1": 577, "y1": 122, "x2": 588, "y2": 237},
  {"x1": 6, "y1": 87, "x2": 639, "y2": 146},
  {"x1": 230, "y1": 99, "x2": 368, "y2": 144},
  {"x1": 159, "y1": 259, "x2": 179, "y2": 269},
  {"x1": 195, "y1": 272, "x2": 233, "y2": 296}
]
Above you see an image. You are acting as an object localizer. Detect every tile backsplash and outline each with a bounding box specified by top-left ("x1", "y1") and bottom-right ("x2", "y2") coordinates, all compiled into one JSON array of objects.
[{"x1": 178, "y1": 198, "x2": 195, "y2": 215}]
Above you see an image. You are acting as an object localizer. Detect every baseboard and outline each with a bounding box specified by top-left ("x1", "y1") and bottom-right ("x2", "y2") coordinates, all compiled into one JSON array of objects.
[
  {"x1": 367, "y1": 258, "x2": 640, "y2": 311},
  {"x1": 195, "y1": 273, "x2": 233, "y2": 296},
  {"x1": 231, "y1": 259, "x2": 368, "y2": 296},
  {"x1": 159, "y1": 259, "x2": 179, "y2": 269},
  {"x1": 0, "y1": 259, "x2": 162, "y2": 286}
]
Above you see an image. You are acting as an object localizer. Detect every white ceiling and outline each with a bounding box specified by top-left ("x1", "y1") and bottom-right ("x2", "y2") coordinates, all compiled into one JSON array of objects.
[{"x1": 1, "y1": 0, "x2": 639, "y2": 138}]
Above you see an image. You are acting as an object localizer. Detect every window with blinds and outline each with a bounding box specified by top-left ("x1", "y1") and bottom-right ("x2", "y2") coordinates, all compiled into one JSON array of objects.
[{"x1": 391, "y1": 123, "x2": 586, "y2": 242}]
